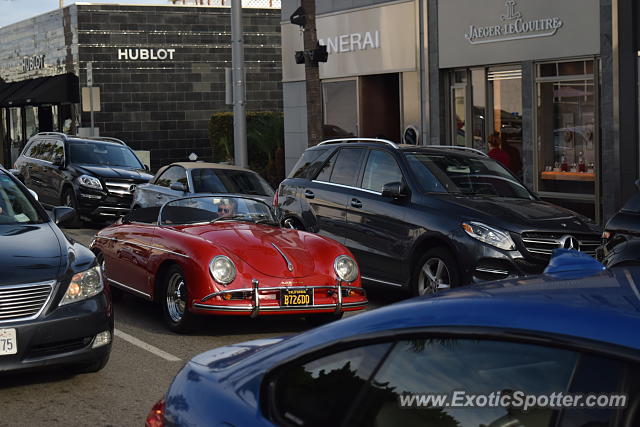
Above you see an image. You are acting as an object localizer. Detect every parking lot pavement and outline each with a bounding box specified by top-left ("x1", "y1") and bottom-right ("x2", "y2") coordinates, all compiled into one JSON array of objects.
[{"x1": 0, "y1": 224, "x2": 403, "y2": 426}]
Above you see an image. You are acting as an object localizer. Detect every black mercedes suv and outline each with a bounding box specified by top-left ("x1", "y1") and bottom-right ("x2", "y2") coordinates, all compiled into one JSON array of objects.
[
  {"x1": 276, "y1": 138, "x2": 602, "y2": 295},
  {"x1": 14, "y1": 132, "x2": 153, "y2": 226}
]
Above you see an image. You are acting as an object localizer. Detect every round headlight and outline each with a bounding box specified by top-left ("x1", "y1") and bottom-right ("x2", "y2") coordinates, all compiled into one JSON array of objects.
[
  {"x1": 209, "y1": 255, "x2": 236, "y2": 285},
  {"x1": 334, "y1": 255, "x2": 359, "y2": 282}
]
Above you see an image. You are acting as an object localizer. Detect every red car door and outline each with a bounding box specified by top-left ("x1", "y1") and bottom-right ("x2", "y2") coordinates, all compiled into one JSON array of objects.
[{"x1": 108, "y1": 224, "x2": 156, "y2": 299}]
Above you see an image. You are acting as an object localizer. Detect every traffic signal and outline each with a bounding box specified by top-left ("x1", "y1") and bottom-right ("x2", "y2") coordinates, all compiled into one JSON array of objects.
[
  {"x1": 311, "y1": 43, "x2": 328, "y2": 63},
  {"x1": 290, "y1": 6, "x2": 306, "y2": 28}
]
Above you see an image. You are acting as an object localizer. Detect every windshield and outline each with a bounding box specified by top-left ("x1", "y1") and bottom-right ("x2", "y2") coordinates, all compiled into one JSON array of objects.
[
  {"x1": 160, "y1": 195, "x2": 276, "y2": 226},
  {"x1": 191, "y1": 168, "x2": 274, "y2": 196},
  {"x1": 0, "y1": 172, "x2": 45, "y2": 224},
  {"x1": 406, "y1": 152, "x2": 533, "y2": 199},
  {"x1": 68, "y1": 142, "x2": 143, "y2": 168}
]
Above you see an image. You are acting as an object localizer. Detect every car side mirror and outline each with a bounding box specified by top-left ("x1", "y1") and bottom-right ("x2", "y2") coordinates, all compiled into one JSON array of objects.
[
  {"x1": 144, "y1": 164, "x2": 150, "y2": 172},
  {"x1": 635, "y1": 178, "x2": 640, "y2": 192},
  {"x1": 381, "y1": 182, "x2": 409, "y2": 200},
  {"x1": 52, "y1": 206, "x2": 75, "y2": 225},
  {"x1": 170, "y1": 182, "x2": 186, "y2": 193}
]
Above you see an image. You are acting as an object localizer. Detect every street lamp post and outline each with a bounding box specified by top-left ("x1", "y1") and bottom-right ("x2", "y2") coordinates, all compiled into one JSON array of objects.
[{"x1": 230, "y1": 0, "x2": 248, "y2": 168}]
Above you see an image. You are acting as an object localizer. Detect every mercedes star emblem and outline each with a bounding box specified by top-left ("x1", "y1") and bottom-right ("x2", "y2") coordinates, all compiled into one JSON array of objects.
[{"x1": 559, "y1": 235, "x2": 580, "y2": 251}]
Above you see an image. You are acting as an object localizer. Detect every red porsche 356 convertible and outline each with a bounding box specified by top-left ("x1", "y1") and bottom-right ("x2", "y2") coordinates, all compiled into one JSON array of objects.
[{"x1": 90, "y1": 195, "x2": 367, "y2": 332}]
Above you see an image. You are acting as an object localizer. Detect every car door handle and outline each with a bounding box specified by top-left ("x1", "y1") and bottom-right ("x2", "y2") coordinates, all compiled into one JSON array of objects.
[
  {"x1": 304, "y1": 190, "x2": 315, "y2": 199},
  {"x1": 350, "y1": 198, "x2": 362, "y2": 209}
]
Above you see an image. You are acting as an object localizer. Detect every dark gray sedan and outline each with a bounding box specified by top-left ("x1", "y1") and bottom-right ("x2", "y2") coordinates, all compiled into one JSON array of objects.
[{"x1": 130, "y1": 162, "x2": 274, "y2": 209}]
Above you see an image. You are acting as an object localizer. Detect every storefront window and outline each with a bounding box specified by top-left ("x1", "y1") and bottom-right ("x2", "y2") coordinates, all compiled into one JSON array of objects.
[
  {"x1": 536, "y1": 60, "x2": 597, "y2": 220},
  {"x1": 322, "y1": 80, "x2": 358, "y2": 139},
  {"x1": 25, "y1": 106, "x2": 39, "y2": 139},
  {"x1": 471, "y1": 69, "x2": 486, "y2": 152},
  {"x1": 451, "y1": 86, "x2": 466, "y2": 146},
  {"x1": 488, "y1": 67, "x2": 523, "y2": 180},
  {"x1": 9, "y1": 108, "x2": 22, "y2": 165}
]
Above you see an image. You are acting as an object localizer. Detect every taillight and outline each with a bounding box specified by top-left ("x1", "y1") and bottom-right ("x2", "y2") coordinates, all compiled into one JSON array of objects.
[
  {"x1": 145, "y1": 398, "x2": 165, "y2": 427},
  {"x1": 272, "y1": 189, "x2": 279, "y2": 207}
]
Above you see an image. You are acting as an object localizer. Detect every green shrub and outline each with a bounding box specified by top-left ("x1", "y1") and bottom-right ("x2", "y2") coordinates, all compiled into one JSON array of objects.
[{"x1": 209, "y1": 111, "x2": 284, "y2": 188}]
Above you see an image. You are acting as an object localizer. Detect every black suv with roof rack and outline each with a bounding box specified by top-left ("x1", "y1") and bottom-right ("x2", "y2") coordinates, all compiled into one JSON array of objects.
[
  {"x1": 276, "y1": 138, "x2": 602, "y2": 295},
  {"x1": 13, "y1": 132, "x2": 153, "y2": 226}
]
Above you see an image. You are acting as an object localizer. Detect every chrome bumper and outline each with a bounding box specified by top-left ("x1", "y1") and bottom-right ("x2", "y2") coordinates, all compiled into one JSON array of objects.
[{"x1": 196, "y1": 280, "x2": 366, "y2": 318}]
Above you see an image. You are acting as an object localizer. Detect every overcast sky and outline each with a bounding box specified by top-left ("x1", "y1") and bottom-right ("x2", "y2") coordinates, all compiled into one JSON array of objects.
[{"x1": 0, "y1": 0, "x2": 169, "y2": 27}]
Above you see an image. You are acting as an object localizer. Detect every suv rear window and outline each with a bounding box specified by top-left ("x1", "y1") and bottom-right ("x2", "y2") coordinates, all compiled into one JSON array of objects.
[
  {"x1": 288, "y1": 148, "x2": 329, "y2": 179},
  {"x1": 191, "y1": 168, "x2": 274, "y2": 196},
  {"x1": 316, "y1": 148, "x2": 366, "y2": 187},
  {"x1": 68, "y1": 141, "x2": 143, "y2": 168}
]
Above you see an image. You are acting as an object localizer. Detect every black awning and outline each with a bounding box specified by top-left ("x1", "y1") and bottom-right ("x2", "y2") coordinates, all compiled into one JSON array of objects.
[{"x1": 0, "y1": 73, "x2": 79, "y2": 108}]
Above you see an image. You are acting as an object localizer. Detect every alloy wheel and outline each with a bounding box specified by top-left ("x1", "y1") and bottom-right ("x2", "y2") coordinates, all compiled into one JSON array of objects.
[{"x1": 418, "y1": 258, "x2": 451, "y2": 295}]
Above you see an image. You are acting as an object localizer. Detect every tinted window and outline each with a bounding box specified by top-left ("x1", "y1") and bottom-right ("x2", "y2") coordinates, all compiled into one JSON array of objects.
[
  {"x1": 0, "y1": 172, "x2": 44, "y2": 224},
  {"x1": 406, "y1": 152, "x2": 532, "y2": 199},
  {"x1": 361, "y1": 150, "x2": 403, "y2": 192},
  {"x1": 355, "y1": 338, "x2": 623, "y2": 427},
  {"x1": 191, "y1": 168, "x2": 274, "y2": 196},
  {"x1": 28, "y1": 139, "x2": 56, "y2": 162},
  {"x1": 329, "y1": 148, "x2": 365, "y2": 186},
  {"x1": 272, "y1": 343, "x2": 391, "y2": 427},
  {"x1": 68, "y1": 142, "x2": 143, "y2": 168},
  {"x1": 155, "y1": 166, "x2": 188, "y2": 189},
  {"x1": 315, "y1": 151, "x2": 337, "y2": 182},
  {"x1": 52, "y1": 140, "x2": 64, "y2": 162},
  {"x1": 288, "y1": 148, "x2": 329, "y2": 179}
]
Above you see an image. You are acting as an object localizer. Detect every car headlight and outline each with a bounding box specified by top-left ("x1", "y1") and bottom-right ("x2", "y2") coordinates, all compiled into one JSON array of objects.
[
  {"x1": 334, "y1": 255, "x2": 359, "y2": 282},
  {"x1": 209, "y1": 255, "x2": 236, "y2": 285},
  {"x1": 78, "y1": 174, "x2": 103, "y2": 190},
  {"x1": 59, "y1": 266, "x2": 104, "y2": 306},
  {"x1": 462, "y1": 221, "x2": 515, "y2": 251}
]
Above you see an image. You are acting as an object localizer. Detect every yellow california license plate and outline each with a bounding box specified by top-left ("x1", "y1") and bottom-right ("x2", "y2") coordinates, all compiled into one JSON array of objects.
[{"x1": 280, "y1": 289, "x2": 313, "y2": 306}]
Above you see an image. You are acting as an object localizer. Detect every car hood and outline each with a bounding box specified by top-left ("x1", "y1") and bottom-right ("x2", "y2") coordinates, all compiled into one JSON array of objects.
[
  {"x1": 0, "y1": 223, "x2": 62, "y2": 285},
  {"x1": 73, "y1": 164, "x2": 153, "y2": 181},
  {"x1": 432, "y1": 194, "x2": 598, "y2": 233},
  {"x1": 186, "y1": 223, "x2": 318, "y2": 277}
]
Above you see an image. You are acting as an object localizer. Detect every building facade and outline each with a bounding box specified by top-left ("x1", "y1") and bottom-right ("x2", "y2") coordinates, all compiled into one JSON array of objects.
[
  {"x1": 281, "y1": 0, "x2": 639, "y2": 223},
  {"x1": 0, "y1": 3, "x2": 282, "y2": 170}
]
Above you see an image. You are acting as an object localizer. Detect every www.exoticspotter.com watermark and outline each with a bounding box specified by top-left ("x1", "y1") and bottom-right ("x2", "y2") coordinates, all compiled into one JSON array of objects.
[{"x1": 399, "y1": 391, "x2": 628, "y2": 412}]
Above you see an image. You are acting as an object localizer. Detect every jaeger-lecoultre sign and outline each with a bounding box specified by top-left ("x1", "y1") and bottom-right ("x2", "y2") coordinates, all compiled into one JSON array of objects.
[{"x1": 464, "y1": 0, "x2": 563, "y2": 45}]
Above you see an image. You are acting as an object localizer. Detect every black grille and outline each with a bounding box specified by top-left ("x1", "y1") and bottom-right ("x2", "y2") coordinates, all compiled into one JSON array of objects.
[{"x1": 520, "y1": 232, "x2": 601, "y2": 258}]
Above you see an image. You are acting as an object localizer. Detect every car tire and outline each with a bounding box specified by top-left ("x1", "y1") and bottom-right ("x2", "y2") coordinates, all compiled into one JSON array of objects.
[
  {"x1": 73, "y1": 353, "x2": 110, "y2": 374},
  {"x1": 305, "y1": 312, "x2": 343, "y2": 327},
  {"x1": 161, "y1": 265, "x2": 195, "y2": 334},
  {"x1": 283, "y1": 217, "x2": 305, "y2": 231},
  {"x1": 411, "y1": 247, "x2": 459, "y2": 296},
  {"x1": 61, "y1": 188, "x2": 84, "y2": 228},
  {"x1": 96, "y1": 252, "x2": 123, "y2": 302}
]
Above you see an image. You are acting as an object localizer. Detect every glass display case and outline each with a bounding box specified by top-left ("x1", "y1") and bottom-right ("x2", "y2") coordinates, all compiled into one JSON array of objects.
[{"x1": 536, "y1": 59, "x2": 597, "y2": 220}]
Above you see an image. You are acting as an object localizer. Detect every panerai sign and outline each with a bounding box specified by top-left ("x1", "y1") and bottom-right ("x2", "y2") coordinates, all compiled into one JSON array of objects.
[
  {"x1": 465, "y1": 0, "x2": 563, "y2": 44},
  {"x1": 319, "y1": 31, "x2": 380, "y2": 54},
  {"x1": 117, "y1": 48, "x2": 176, "y2": 60},
  {"x1": 23, "y1": 55, "x2": 45, "y2": 72}
]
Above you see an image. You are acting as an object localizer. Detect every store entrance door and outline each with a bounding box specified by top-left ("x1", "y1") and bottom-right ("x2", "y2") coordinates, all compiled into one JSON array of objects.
[{"x1": 359, "y1": 73, "x2": 400, "y2": 142}]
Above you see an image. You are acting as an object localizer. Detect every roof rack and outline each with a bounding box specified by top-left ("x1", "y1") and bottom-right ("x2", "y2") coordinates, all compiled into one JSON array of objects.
[
  {"x1": 69, "y1": 135, "x2": 127, "y2": 145},
  {"x1": 318, "y1": 138, "x2": 399, "y2": 149},
  {"x1": 424, "y1": 145, "x2": 488, "y2": 157},
  {"x1": 34, "y1": 132, "x2": 66, "y2": 137}
]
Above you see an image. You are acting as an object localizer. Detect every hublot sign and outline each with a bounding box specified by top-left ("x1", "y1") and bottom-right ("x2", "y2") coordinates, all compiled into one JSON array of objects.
[
  {"x1": 117, "y1": 48, "x2": 176, "y2": 61},
  {"x1": 22, "y1": 55, "x2": 46, "y2": 72},
  {"x1": 464, "y1": 0, "x2": 563, "y2": 45}
]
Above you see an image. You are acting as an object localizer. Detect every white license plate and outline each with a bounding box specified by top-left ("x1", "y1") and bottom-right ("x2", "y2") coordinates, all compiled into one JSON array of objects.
[{"x1": 0, "y1": 329, "x2": 17, "y2": 355}]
